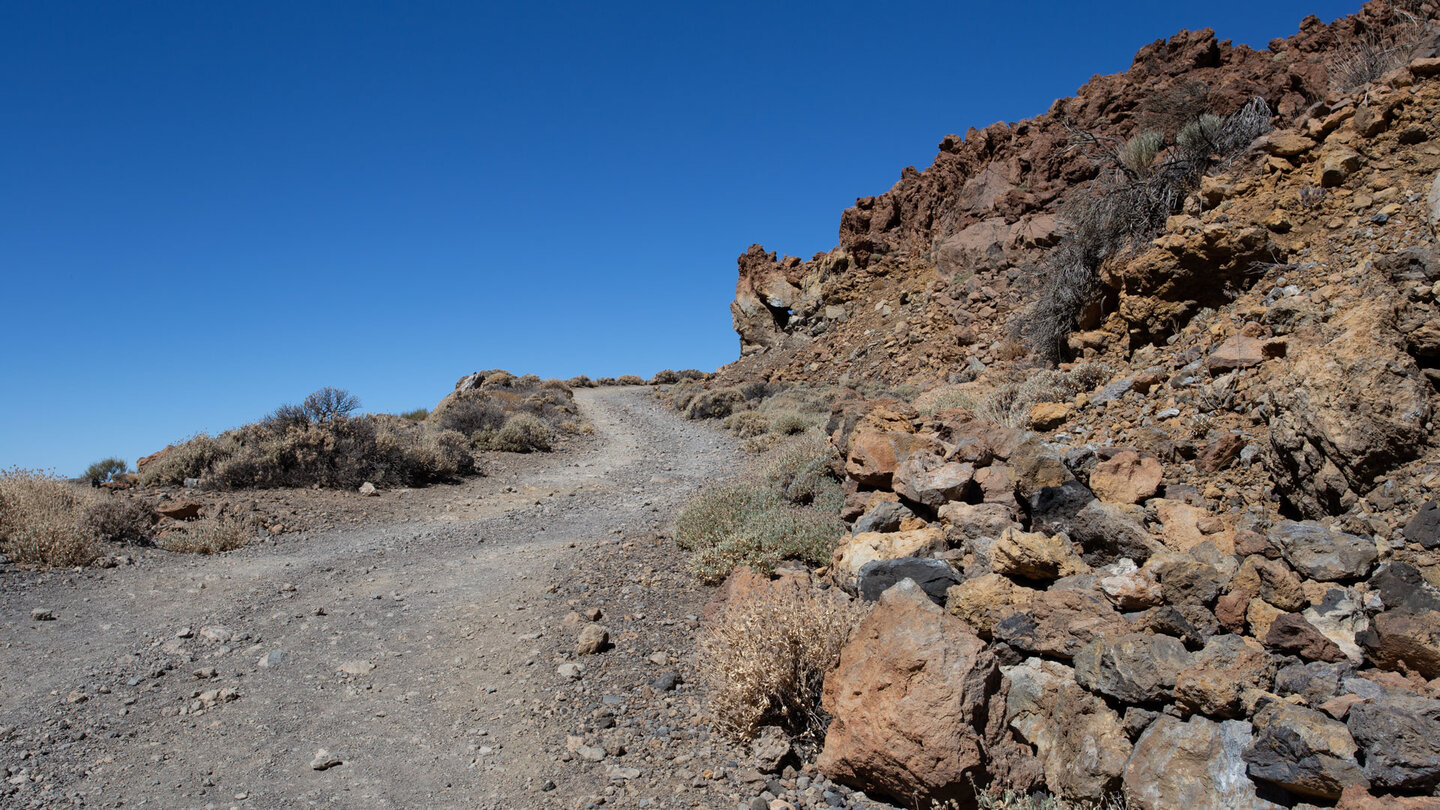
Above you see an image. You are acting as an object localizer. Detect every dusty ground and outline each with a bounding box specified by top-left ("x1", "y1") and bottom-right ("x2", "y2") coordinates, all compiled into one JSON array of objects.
[{"x1": 0, "y1": 387, "x2": 801, "y2": 810}]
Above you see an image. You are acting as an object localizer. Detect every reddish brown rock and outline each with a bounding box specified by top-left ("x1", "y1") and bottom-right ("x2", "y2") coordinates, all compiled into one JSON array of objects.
[
  {"x1": 1175, "y1": 635, "x2": 1276, "y2": 719},
  {"x1": 155, "y1": 501, "x2": 201, "y2": 521},
  {"x1": 993, "y1": 588, "x2": 1130, "y2": 660},
  {"x1": 1088, "y1": 451, "x2": 1163, "y2": 505},
  {"x1": 818, "y1": 580, "x2": 998, "y2": 806},
  {"x1": 1264, "y1": 613, "x2": 1347, "y2": 663},
  {"x1": 1197, "y1": 433, "x2": 1247, "y2": 475},
  {"x1": 1358, "y1": 610, "x2": 1440, "y2": 679}
]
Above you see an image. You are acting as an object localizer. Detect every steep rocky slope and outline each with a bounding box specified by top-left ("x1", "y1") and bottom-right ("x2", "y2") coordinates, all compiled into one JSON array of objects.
[{"x1": 698, "y1": 2, "x2": 1440, "y2": 808}]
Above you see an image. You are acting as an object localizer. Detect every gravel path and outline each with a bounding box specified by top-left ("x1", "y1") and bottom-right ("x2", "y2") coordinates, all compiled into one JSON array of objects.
[{"x1": 0, "y1": 387, "x2": 746, "y2": 809}]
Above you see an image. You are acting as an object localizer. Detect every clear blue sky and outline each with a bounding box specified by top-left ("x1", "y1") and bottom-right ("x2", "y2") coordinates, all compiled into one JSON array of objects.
[{"x1": 1, "y1": 1, "x2": 1359, "y2": 475}]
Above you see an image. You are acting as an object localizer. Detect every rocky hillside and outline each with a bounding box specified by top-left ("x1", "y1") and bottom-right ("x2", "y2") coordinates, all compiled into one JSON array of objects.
[{"x1": 697, "y1": 1, "x2": 1440, "y2": 808}]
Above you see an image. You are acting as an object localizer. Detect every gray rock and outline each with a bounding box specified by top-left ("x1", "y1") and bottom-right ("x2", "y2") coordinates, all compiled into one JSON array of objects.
[
  {"x1": 649, "y1": 672, "x2": 680, "y2": 692},
  {"x1": 1074, "y1": 632, "x2": 1191, "y2": 704},
  {"x1": 257, "y1": 650, "x2": 285, "y2": 668},
  {"x1": 857, "y1": 560, "x2": 959, "y2": 605},
  {"x1": 1268, "y1": 520, "x2": 1377, "y2": 581},
  {"x1": 1405, "y1": 502, "x2": 1440, "y2": 549},
  {"x1": 30, "y1": 608, "x2": 55, "y2": 621},
  {"x1": 309, "y1": 749, "x2": 343, "y2": 771},
  {"x1": 751, "y1": 725, "x2": 791, "y2": 773},
  {"x1": 852, "y1": 501, "x2": 915, "y2": 534},
  {"x1": 1369, "y1": 562, "x2": 1440, "y2": 613},
  {"x1": 1274, "y1": 661, "x2": 1351, "y2": 705},
  {"x1": 1028, "y1": 481, "x2": 1158, "y2": 564},
  {"x1": 1244, "y1": 704, "x2": 1366, "y2": 799},
  {"x1": 1347, "y1": 693, "x2": 1440, "y2": 792},
  {"x1": 557, "y1": 662, "x2": 584, "y2": 680},
  {"x1": 1124, "y1": 716, "x2": 1280, "y2": 810}
]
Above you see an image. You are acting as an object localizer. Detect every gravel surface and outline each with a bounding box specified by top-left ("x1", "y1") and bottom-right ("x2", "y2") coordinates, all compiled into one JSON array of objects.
[{"x1": 0, "y1": 387, "x2": 827, "y2": 809}]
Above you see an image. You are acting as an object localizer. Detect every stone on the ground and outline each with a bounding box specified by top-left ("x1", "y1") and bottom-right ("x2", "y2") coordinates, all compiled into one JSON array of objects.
[
  {"x1": 1175, "y1": 635, "x2": 1275, "y2": 719},
  {"x1": 751, "y1": 726, "x2": 791, "y2": 773},
  {"x1": 576, "y1": 623, "x2": 609, "y2": 655},
  {"x1": 310, "y1": 749, "x2": 343, "y2": 771},
  {"x1": 358, "y1": 481, "x2": 378, "y2": 496},
  {"x1": 1088, "y1": 451, "x2": 1163, "y2": 505},
  {"x1": 1358, "y1": 609, "x2": 1440, "y2": 678},
  {"x1": 989, "y1": 527, "x2": 1089, "y2": 581},
  {"x1": 856, "y1": 559, "x2": 959, "y2": 605},
  {"x1": 1245, "y1": 704, "x2": 1366, "y2": 799},
  {"x1": 818, "y1": 579, "x2": 996, "y2": 806},
  {"x1": 992, "y1": 587, "x2": 1129, "y2": 660},
  {"x1": 1268, "y1": 520, "x2": 1377, "y2": 582},
  {"x1": 1004, "y1": 657, "x2": 1131, "y2": 800},
  {"x1": 1346, "y1": 694, "x2": 1440, "y2": 792},
  {"x1": 1124, "y1": 716, "x2": 1279, "y2": 810},
  {"x1": 1073, "y1": 632, "x2": 1190, "y2": 704},
  {"x1": 830, "y1": 528, "x2": 946, "y2": 593}
]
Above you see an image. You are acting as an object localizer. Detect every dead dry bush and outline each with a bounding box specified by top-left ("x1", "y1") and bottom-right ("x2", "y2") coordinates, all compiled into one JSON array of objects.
[
  {"x1": 0, "y1": 469, "x2": 103, "y2": 567},
  {"x1": 80, "y1": 496, "x2": 153, "y2": 545},
  {"x1": 1023, "y1": 97, "x2": 1273, "y2": 361},
  {"x1": 699, "y1": 580, "x2": 868, "y2": 742},
  {"x1": 156, "y1": 516, "x2": 253, "y2": 555}
]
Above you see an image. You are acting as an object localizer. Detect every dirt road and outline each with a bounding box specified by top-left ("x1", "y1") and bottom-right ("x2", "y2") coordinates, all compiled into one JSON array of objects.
[{"x1": 0, "y1": 387, "x2": 742, "y2": 809}]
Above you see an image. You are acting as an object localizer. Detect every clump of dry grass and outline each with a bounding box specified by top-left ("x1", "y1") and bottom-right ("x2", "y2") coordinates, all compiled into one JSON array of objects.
[
  {"x1": 975, "y1": 363, "x2": 1112, "y2": 428},
  {"x1": 155, "y1": 516, "x2": 252, "y2": 555},
  {"x1": 698, "y1": 580, "x2": 867, "y2": 742},
  {"x1": 0, "y1": 469, "x2": 103, "y2": 567}
]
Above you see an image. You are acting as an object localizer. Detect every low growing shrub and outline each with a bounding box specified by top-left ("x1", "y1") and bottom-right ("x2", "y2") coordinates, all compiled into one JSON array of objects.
[
  {"x1": 724, "y1": 410, "x2": 771, "y2": 439},
  {"x1": 684, "y1": 388, "x2": 745, "y2": 420},
  {"x1": 698, "y1": 580, "x2": 867, "y2": 742},
  {"x1": 674, "y1": 480, "x2": 843, "y2": 584},
  {"x1": 615, "y1": 374, "x2": 646, "y2": 386},
  {"x1": 486, "y1": 413, "x2": 552, "y2": 453},
  {"x1": 399, "y1": 408, "x2": 429, "y2": 423},
  {"x1": 0, "y1": 469, "x2": 102, "y2": 567}
]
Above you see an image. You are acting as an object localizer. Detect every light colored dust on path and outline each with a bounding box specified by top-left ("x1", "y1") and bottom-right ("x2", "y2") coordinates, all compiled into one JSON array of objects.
[{"x1": 0, "y1": 387, "x2": 742, "y2": 809}]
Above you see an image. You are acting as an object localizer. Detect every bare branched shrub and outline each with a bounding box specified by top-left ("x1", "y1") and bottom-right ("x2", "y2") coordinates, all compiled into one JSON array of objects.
[
  {"x1": 1023, "y1": 97, "x2": 1273, "y2": 361},
  {"x1": 156, "y1": 516, "x2": 251, "y2": 555},
  {"x1": 301, "y1": 387, "x2": 360, "y2": 422},
  {"x1": 699, "y1": 580, "x2": 868, "y2": 741},
  {"x1": 0, "y1": 469, "x2": 102, "y2": 567}
]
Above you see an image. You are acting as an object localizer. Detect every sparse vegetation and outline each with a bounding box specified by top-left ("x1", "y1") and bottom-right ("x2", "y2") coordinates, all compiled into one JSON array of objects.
[
  {"x1": 698, "y1": 578, "x2": 868, "y2": 742},
  {"x1": 1023, "y1": 97, "x2": 1273, "y2": 362},
  {"x1": 82, "y1": 457, "x2": 129, "y2": 484},
  {"x1": 976, "y1": 362, "x2": 1112, "y2": 428},
  {"x1": 0, "y1": 469, "x2": 103, "y2": 567},
  {"x1": 674, "y1": 434, "x2": 844, "y2": 583},
  {"x1": 155, "y1": 516, "x2": 252, "y2": 555},
  {"x1": 399, "y1": 408, "x2": 429, "y2": 422},
  {"x1": 431, "y1": 373, "x2": 585, "y2": 453},
  {"x1": 615, "y1": 374, "x2": 646, "y2": 386},
  {"x1": 487, "y1": 413, "x2": 553, "y2": 453},
  {"x1": 140, "y1": 387, "x2": 476, "y2": 491}
]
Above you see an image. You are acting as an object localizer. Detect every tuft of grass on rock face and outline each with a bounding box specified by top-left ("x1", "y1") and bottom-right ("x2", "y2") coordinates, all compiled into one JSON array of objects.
[
  {"x1": 699, "y1": 580, "x2": 867, "y2": 742},
  {"x1": 0, "y1": 469, "x2": 103, "y2": 568}
]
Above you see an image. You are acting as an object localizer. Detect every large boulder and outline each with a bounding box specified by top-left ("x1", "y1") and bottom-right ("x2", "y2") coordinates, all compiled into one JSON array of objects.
[
  {"x1": 1003, "y1": 658, "x2": 1132, "y2": 801},
  {"x1": 1263, "y1": 300, "x2": 1431, "y2": 518},
  {"x1": 1073, "y1": 632, "x2": 1191, "y2": 704},
  {"x1": 1347, "y1": 694, "x2": 1440, "y2": 792},
  {"x1": 993, "y1": 588, "x2": 1130, "y2": 660},
  {"x1": 1245, "y1": 704, "x2": 1367, "y2": 800},
  {"x1": 1175, "y1": 635, "x2": 1276, "y2": 719},
  {"x1": 844, "y1": 408, "x2": 938, "y2": 489},
  {"x1": 1088, "y1": 451, "x2": 1163, "y2": 505},
  {"x1": 857, "y1": 558, "x2": 960, "y2": 605},
  {"x1": 893, "y1": 452, "x2": 974, "y2": 508},
  {"x1": 1358, "y1": 609, "x2": 1440, "y2": 679},
  {"x1": 989, "y1": 528, "x2": 1090, "y2": 581},
  {"x1": 818, "y1": 580, "x2": 999, "y2": 806},
  {"x1": 1124, "y1": 716, "x2": 1281, "y2": 810},
  {"x1": 831, "y1": 528, "x2": 947, "y2": 593},
  {"x1": 1268, "y1": 520, "x2": 1377, "y2": 582}
]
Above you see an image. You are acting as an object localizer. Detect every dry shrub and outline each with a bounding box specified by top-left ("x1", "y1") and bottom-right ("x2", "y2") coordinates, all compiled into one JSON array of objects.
[
  {"x1": 0, "y1": 469, "x2": 102, "y2": 567},
  {"x1": 764, "y1": 432, "x2": 843, "y2": 509},
  {"x1": 615, "y1": 374, "x2": 646, "y2": 386},
  {"x1": 139, "y1": 434, "x2": 232, "y2": 487},
  {"x1": 684, "y1": 388, "x2": 744, "y2": 420},
  {"x1": 438, "y1": 397, "x2": 508, "y2": 436},
  {"x1": 156, "y1": 516, "x2": 252, "y2": 555},
  {"x1": 768, "y1": 410, "x2": 816, "y2": 436},
  {"x1": 724, "y1": 410, "x2": 770, "y2": 439},
  {"x1": 484, "y1": 413, "x2": 552, "y2": 453},
  {"x1": 914, "y1": 385, "x2": 979, "y2": 416},
  {"x1": 566, "y1": 375, "x2": 595, "y2": 388},
  {"x1": 80, "y1": 496, "x2": 153, "y2": 545},
  {"x1": 699, "y1": 580, "x2": 868, "y2": 741}
]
